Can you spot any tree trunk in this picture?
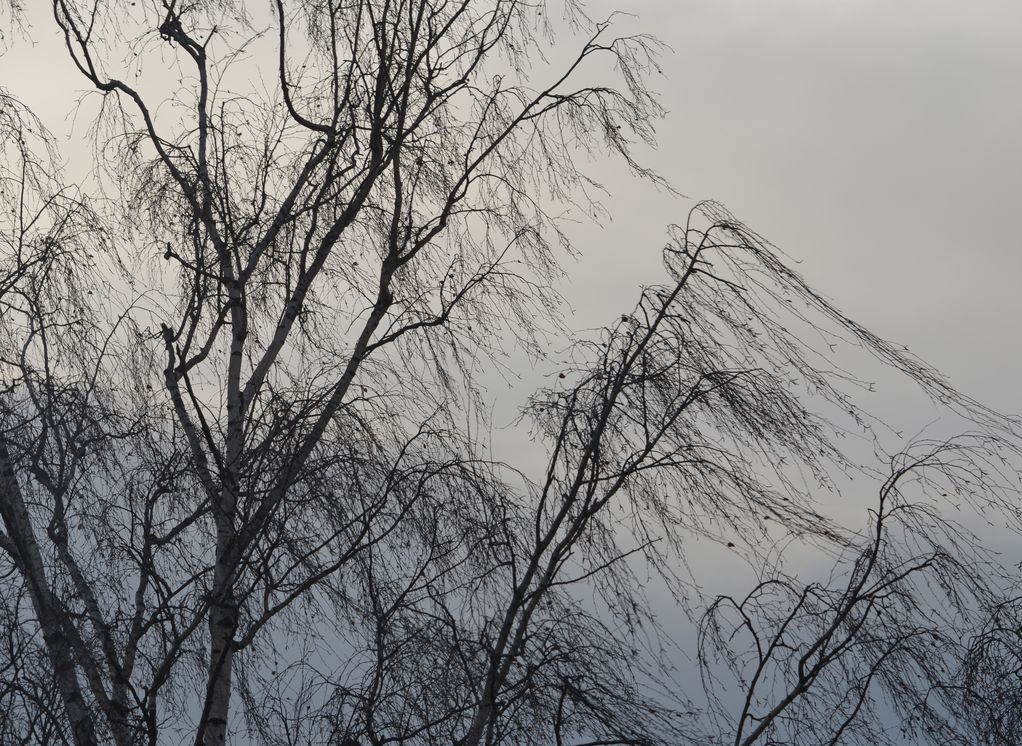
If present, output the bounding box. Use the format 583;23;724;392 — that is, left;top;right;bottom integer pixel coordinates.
200;532;239;746
0;442;100;746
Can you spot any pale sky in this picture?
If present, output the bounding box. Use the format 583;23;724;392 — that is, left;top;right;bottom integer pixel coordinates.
6;1;1020;414
573;0;1022;419
3;1;1021;738
6;0;1019;589
548;0;1022;641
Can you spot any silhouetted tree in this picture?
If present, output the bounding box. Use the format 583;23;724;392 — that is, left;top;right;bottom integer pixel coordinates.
700;437;1020;745
0;2;1019;745
951;591;1022;744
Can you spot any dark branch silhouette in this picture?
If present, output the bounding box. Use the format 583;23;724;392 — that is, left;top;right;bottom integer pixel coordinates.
0;3;1018;745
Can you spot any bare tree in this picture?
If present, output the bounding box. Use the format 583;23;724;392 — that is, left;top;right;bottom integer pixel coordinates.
699;437;1021;746
0;89;118;746
0;2;1019;745
949;587;1022;744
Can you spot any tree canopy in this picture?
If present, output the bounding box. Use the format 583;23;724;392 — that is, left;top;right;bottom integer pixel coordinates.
0;2;1020;745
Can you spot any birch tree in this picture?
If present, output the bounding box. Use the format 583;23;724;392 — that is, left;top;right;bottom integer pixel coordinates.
700;438;1021;746
0;2;1019;745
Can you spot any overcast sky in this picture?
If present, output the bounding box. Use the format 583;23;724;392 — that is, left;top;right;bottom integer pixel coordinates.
569;0;1022;420
5;1;1019;540
6;0;1019;565
3;0;1020;734
6;1;1019;413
